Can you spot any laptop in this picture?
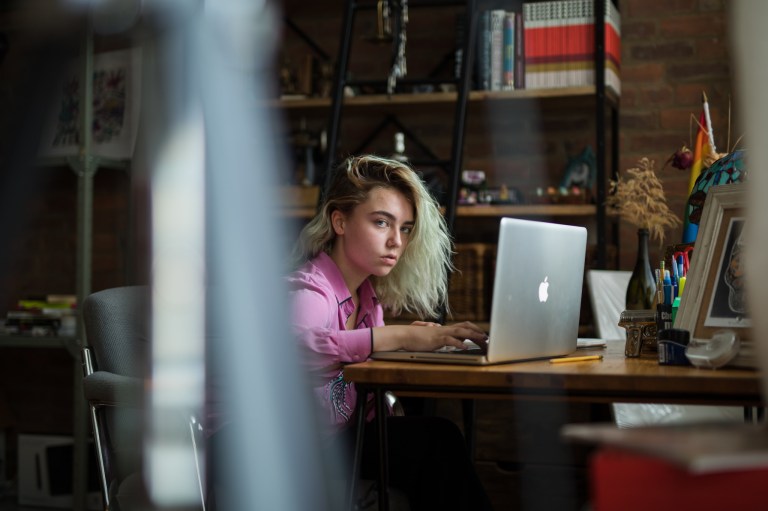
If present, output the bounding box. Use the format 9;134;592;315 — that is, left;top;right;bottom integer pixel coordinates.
371;217;588;365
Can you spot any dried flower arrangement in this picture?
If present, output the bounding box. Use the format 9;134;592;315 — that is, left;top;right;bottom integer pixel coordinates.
606;157;681;244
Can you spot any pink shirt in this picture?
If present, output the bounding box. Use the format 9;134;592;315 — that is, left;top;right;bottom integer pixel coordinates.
286;252;384;431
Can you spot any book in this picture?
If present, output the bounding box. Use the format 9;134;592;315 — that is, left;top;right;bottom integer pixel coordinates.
4;310;62;336
489;9;506;91
523;0;621;94
605;0;622;94
476;10;491;90
46;294;77;306
502;12;515;90
514;10;525;89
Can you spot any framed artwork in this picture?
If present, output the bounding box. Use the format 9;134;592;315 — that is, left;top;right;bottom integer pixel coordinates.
38;48;141;160
675;183;751;359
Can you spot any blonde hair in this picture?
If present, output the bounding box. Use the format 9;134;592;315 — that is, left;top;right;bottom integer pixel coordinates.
292;155;453;318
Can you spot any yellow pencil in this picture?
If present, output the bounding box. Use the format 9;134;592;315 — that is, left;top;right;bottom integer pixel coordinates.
549;355;603;364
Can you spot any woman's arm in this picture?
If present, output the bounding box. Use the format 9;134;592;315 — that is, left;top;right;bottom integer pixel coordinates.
290;286;373;366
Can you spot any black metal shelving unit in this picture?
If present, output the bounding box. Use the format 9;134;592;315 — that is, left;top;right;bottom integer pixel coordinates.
318;0;619;268
321;0;476;233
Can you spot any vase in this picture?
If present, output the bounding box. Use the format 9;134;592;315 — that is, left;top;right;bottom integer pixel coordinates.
626;228;656;310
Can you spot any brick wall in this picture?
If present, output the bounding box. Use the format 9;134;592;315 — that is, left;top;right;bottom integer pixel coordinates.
0;167;133;312
619;0;733;269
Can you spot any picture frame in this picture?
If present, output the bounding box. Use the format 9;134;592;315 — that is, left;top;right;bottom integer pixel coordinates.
39;48;141;160
674;183;752;363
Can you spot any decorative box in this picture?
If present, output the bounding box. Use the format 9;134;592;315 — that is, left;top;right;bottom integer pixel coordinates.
618;309;658;357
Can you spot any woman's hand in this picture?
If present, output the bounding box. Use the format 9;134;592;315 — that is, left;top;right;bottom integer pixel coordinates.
372;321;488;353
402;321;489;352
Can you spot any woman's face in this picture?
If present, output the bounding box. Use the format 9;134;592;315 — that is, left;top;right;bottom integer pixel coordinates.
332;186;415;282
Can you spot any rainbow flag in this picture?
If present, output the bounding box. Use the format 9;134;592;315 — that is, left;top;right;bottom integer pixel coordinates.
682;110;712;242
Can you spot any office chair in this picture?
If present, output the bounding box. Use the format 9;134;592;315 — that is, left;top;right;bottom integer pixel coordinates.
81;285;152;511
82;285;207;510
81;285;408;511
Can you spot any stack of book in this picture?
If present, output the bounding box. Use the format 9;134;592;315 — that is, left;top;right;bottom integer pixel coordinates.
476;9;524;91
523;0;621;94
4;295;77;337
473;0;620;94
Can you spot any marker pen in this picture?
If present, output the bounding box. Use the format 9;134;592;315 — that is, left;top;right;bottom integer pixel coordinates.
656;261;666;306
671;257;679;298
660;269;673;331
654;268;663;306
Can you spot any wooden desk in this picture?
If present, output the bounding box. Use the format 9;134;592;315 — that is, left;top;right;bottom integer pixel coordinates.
346;341;763;406
344;340;764;510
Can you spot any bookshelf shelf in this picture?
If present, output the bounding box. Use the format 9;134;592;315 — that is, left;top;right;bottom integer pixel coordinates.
283;206;317;218
0;334;77;349
282;201;596;219
277;85;619;110
456;203;596;217
277;96;333;109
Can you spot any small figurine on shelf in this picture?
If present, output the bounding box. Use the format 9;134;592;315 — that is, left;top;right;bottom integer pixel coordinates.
478;183;493;205
486;184;520;205
569;185;585;203
546;186;558;202
279;59;300;98
458;170;486;205
458;187;477;205
317;61;334;98
499;184;510;202
391;132;409;163
560;146;596;198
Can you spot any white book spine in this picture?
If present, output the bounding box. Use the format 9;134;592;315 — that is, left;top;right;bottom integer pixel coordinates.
489;9;506;91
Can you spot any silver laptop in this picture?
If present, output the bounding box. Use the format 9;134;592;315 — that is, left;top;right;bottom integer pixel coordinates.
371;217;587;365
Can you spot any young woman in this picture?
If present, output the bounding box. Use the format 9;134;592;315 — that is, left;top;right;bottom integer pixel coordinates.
287;155;492;510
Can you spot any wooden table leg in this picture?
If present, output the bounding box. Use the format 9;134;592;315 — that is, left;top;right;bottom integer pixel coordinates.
375;388;389;511
349;386;369;511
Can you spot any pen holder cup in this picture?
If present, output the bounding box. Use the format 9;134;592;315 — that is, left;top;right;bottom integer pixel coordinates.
658;328;691;366
656;303;673;336
618;309;658;358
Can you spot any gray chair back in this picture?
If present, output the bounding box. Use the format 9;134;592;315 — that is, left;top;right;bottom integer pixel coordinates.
82;285;149;377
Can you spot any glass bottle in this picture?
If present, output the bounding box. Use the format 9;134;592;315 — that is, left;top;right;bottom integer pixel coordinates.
626;228;656;310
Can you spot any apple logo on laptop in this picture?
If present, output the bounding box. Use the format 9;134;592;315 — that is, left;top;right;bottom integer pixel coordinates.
538;276;549;302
